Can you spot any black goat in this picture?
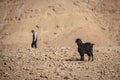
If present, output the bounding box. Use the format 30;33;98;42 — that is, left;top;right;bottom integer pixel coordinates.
75;38;94;61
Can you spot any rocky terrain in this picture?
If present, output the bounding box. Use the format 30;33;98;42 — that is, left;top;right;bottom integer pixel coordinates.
0;47;120;80
0;0;120;80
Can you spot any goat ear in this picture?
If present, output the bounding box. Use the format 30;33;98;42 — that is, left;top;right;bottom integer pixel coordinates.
75;40;77;43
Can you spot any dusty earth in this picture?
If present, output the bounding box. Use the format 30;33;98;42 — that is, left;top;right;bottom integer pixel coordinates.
0;47;120;80
0;0;120;48
0;0;120;80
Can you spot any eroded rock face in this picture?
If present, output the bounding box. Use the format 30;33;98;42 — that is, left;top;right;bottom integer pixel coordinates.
0;47;120;80
0;0;120;48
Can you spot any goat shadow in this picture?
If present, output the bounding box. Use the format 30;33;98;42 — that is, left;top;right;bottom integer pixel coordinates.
65;58;91;62
65;58;80;61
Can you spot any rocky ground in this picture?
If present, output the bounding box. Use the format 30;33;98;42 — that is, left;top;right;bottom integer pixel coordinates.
0;46;120;80
0;0;120;80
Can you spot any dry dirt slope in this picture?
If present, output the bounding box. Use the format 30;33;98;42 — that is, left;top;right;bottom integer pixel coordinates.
0;0;120;80
0;0;120;48
0;47;120;80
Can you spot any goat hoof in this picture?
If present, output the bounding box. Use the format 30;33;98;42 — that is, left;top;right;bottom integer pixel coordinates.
80;59;84;61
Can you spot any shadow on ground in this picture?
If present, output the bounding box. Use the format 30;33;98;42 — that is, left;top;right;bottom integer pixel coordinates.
65;58;80;61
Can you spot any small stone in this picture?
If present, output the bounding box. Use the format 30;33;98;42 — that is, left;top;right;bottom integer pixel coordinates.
4;62;7;65
64;76;70;79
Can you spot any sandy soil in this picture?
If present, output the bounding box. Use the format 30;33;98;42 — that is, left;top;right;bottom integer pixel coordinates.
0;0;120;48
0;0;120;80
0;46;120;80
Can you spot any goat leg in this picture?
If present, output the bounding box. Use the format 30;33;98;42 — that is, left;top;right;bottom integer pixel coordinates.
87;53;91;61
91;53;94;61
88;56;91;61
80;54;84;61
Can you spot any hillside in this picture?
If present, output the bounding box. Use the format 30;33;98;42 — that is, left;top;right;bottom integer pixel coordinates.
0;1;120;80
0;0;120;48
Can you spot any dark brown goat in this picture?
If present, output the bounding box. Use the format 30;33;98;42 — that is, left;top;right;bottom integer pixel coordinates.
75;38;94;61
